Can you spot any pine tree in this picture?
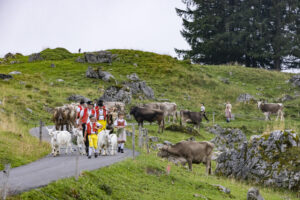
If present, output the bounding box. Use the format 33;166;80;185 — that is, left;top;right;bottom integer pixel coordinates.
176;0;300;69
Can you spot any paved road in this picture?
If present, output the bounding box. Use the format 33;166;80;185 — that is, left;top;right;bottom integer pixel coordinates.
0;126;136;195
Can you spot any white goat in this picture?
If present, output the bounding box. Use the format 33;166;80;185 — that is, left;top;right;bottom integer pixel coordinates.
108;134;118;155
73;127;86;155
97;130;110;156
46;127;73;157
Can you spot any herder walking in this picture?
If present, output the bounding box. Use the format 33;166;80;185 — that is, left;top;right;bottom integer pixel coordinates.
225;101;232;123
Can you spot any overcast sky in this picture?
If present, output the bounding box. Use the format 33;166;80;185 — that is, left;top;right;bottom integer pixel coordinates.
0;0;189;57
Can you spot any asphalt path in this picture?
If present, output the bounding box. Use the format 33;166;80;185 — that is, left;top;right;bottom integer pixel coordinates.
0;126;136;195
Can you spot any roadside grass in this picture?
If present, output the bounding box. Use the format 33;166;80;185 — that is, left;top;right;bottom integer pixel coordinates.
1;48;300;199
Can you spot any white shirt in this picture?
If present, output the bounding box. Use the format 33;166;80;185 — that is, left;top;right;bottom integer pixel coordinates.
201;106;205;112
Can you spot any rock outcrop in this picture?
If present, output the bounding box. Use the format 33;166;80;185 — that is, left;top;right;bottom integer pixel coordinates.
289;75;300;87
209;124;247;151
86;66;115;82
124;80;155;99
84;51;115;63
67;94;90;103
215;129;300;191
28;53;43;62
99;86;132;104
247;187;264;200
237;93;256;103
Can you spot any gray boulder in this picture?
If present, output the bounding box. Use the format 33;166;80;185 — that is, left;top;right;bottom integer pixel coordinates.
247;188;264;200
149;136;159;143
86;66;115;82
151;143;164;150
50;63;56;68
84;51;114;63
4;52;15;59
75;56;85;63
99;70;115;82
212;184;230;194
127;73;140;81
125;81;155;99
26;108;33;113
281;94;294;102
0;74;13;80
56;79;64;82
237;93;256;103
100;86;132;104
28;53;43;62
86;66;99;79
67;94;90;103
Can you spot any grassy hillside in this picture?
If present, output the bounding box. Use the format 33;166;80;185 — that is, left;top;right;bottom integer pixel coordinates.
1;48;299;199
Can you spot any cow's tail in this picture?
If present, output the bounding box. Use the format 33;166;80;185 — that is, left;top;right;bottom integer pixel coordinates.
179;111;182;126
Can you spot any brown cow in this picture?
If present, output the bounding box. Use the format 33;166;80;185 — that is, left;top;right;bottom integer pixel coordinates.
130;106;165;133
180;110;203;129
52;104;77;131
158;141;214;174
257;101;284;121
143;102;177;123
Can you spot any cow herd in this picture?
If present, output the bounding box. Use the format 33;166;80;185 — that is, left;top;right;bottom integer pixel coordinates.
47;99;284;174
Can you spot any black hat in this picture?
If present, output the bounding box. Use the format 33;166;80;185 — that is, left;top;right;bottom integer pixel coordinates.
87;101;93;105
80;100;85;105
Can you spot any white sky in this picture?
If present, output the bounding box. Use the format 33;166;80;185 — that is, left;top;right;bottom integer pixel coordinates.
0;0;189;57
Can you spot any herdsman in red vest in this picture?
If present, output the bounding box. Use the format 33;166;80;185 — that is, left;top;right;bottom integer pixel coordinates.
79;101;95;155
84;115;102;159
76;100;85;125
114;112;127;153
95;100;107;133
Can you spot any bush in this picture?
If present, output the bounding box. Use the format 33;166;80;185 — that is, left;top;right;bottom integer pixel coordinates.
40;48;74;60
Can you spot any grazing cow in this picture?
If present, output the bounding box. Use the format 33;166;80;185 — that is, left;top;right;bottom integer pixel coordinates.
108;134;118;155
46;127;73;157
97;129;110;155
73;127;86;155
130;106;165;133
143;102;177;123
257;101;284;121
157;141;214;174
180;110;203;129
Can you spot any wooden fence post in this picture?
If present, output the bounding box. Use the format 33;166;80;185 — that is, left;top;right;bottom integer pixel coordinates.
213;112;215;125
75;147;79;180
2;164;11;200
145;129;149;154
132;125;135;160
138;125;142;148
39;120;43;144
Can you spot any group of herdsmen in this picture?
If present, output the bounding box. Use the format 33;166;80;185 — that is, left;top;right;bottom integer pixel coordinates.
76;99;127;158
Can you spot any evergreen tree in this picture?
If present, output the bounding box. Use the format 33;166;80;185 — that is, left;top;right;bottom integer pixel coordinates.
176;0;300;69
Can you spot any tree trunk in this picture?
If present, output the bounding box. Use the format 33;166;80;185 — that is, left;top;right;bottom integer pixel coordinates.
274;57;281;71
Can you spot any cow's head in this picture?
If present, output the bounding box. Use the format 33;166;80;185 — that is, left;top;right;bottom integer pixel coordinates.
257;101;263;109
157;145;170;158
130;106;137;115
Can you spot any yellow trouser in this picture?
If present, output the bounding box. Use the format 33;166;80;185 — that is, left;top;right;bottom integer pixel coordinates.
98;120;106;133
88;134;98;149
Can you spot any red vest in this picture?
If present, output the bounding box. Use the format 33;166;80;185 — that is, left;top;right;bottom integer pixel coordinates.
86;122;98;135
117;120;125;126
96;106;106;120
77;105;83;118
81;108;95;124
